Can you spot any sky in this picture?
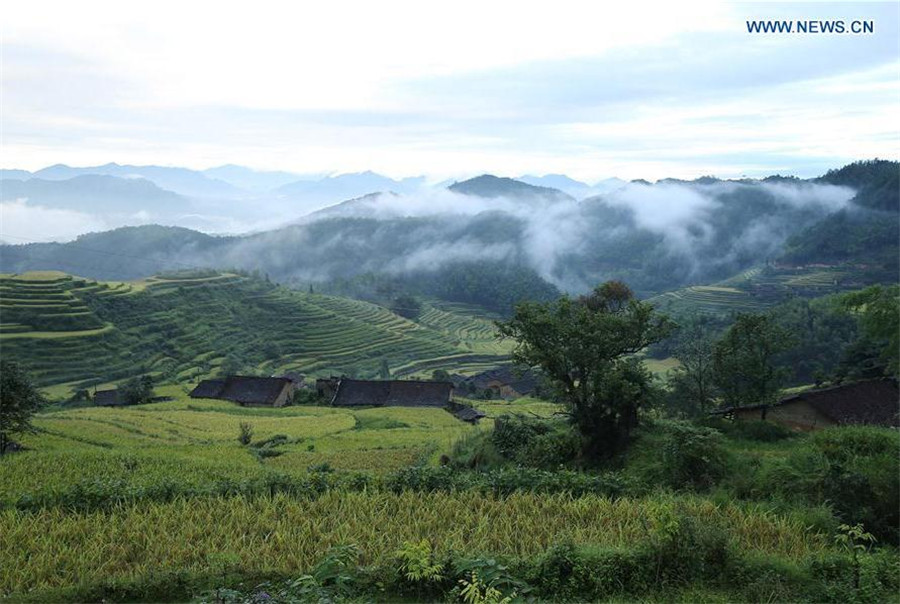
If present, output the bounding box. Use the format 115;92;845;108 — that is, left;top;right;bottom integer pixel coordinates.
2;1;898;181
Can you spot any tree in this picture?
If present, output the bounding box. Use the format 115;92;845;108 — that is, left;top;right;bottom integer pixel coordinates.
712;313;793;408
666;323;716;417
432;369;451;383
0;360;44;453
840;285;900;377
392;294;422;320
379;358;391;380
120;375;155;406
497;281;673;461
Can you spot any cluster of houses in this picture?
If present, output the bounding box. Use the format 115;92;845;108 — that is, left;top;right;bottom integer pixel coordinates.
187;373;487;423
92;360;898;432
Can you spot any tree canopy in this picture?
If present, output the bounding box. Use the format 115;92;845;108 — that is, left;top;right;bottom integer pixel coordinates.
0;360;44;453
497;281;673;460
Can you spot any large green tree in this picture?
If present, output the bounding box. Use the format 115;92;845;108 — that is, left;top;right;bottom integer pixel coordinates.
0;360;44;453
712;313;793;408
497;281;673;460
840;285;900;377
666;323;716;417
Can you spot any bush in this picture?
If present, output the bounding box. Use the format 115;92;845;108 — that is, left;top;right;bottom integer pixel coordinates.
702;417;797;442
490;415;580;469
630;421;730;491
237;422;253;445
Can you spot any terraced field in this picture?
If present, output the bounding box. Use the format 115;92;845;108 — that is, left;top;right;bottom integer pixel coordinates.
0;272;510;395
649;284;768;316
648;264;868;317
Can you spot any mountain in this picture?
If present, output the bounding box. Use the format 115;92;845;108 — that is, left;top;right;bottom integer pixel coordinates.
203;164;309;192
0;175;189;215
0;169;32;180
273;171;427;216
448;174;572;200
31;163;244;198
780;160;899;270
2;161;894;304
518;174;594;199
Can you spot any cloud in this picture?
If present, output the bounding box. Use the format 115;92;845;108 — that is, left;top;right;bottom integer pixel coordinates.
1;3;897;179
0;199;109;242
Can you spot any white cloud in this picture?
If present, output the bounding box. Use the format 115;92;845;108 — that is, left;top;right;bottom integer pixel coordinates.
1;1;897;178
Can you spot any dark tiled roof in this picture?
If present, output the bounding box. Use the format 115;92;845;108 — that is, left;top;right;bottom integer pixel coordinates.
712;379;900;427
94;389;120;406
190;376;292;405
456;407;487;423
189;379;226;399
784;379;899;427
332;379;452;407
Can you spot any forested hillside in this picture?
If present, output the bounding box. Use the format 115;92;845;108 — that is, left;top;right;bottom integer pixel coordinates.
4;161;895;302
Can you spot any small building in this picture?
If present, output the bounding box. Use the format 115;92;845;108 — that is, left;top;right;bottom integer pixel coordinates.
189;376;293;407
316;376;341;400
454;406;487;423
713;379;899;431
94;389;121;407
466;366;540;399
331;379;453;407
276;371;306;388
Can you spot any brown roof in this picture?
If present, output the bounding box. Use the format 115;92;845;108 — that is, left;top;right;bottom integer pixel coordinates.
713;379;899;427
782;379;899;427
190;376;292;405
332;379;452;407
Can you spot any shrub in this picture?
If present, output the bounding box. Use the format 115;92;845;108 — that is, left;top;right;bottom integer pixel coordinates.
237;422;253;446
630;421;730;491
490;415;579;469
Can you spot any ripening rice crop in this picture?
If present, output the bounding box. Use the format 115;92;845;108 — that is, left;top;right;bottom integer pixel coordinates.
0;491;829;595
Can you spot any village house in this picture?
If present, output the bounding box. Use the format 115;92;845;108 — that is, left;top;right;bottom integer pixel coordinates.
316;376;341;400
330;378;453;407
466;366;540;399
94;389;121;407
189;376;294;407
713;378;899;431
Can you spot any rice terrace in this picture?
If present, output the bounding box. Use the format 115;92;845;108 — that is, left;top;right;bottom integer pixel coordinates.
2;3;900;603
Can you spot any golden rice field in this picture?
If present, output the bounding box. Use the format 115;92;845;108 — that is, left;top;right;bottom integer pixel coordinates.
0;490;830;594
1;387;560;506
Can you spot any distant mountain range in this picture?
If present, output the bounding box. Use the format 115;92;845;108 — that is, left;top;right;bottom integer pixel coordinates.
1;164;631;239
3;160;895;302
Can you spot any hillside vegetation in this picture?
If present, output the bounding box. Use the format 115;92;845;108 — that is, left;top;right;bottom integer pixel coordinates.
0;271;511;393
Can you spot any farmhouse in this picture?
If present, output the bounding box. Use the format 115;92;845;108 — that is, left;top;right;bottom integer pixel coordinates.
466;366;540;399
189;376;293;407
713;378;899;431
316;376;341;399
94;389;121;406
330;379;453;407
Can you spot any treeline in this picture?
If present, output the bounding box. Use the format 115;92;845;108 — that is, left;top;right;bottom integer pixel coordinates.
650;285;899;388
318;261;560;315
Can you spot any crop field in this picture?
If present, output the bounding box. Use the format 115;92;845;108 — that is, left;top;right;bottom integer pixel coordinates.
0;490;829;595
2;386;551;505
0;272;511;394
649;285;769;316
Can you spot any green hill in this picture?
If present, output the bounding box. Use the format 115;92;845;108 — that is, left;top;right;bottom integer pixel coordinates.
648;263;887;318
0;271;511;395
